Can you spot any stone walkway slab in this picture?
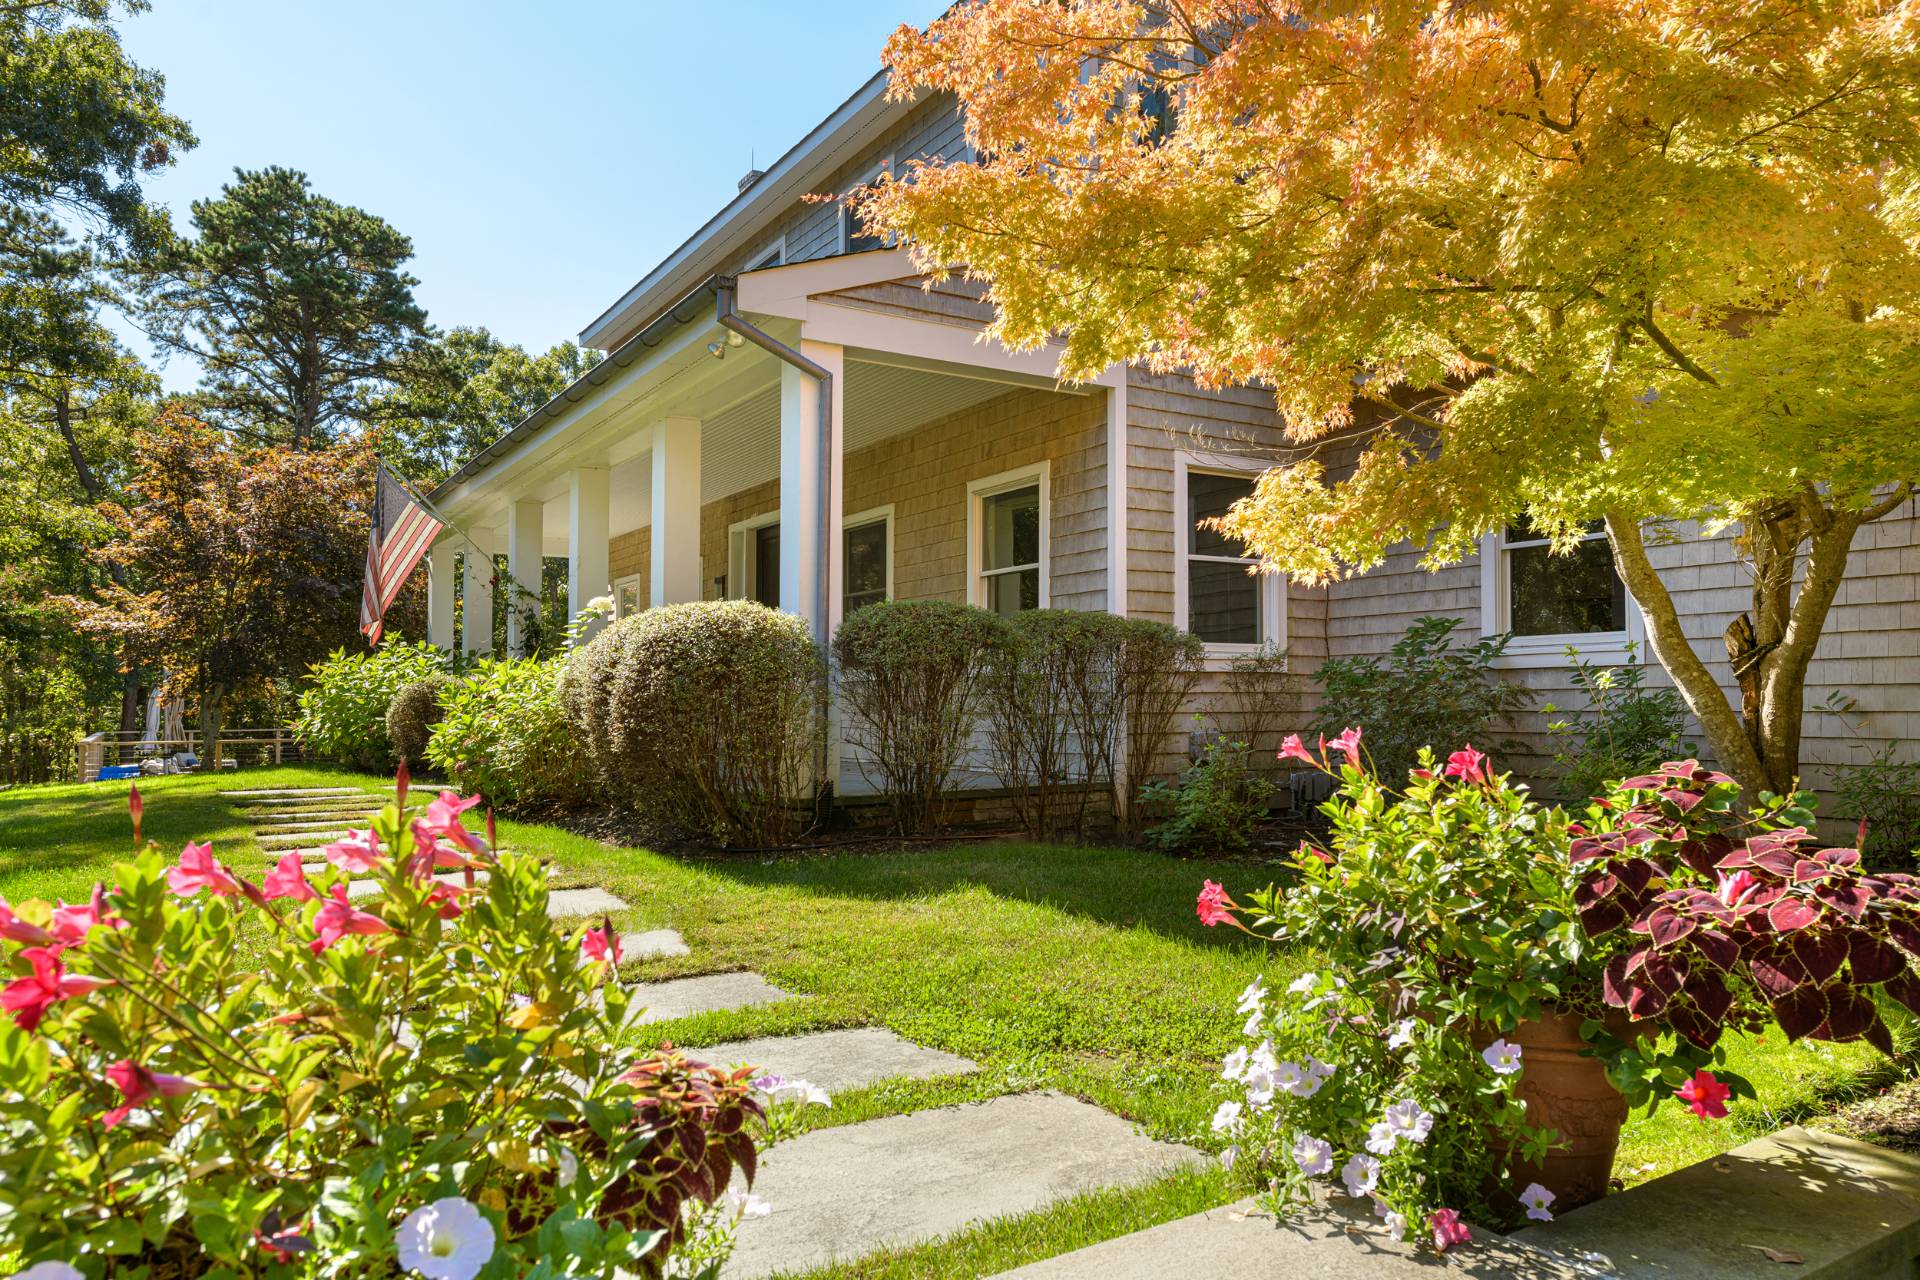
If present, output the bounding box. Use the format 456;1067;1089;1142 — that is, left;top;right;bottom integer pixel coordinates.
693;1027;975;1094
1515;1124;1920;1277
990;1197;1581;1280
346;871;488;899
619;929;689;960
725;1092;1201;1279
222;787;363;798
243;793;379;805
546;887;630;918
626;972;791;1025
254;817;375;832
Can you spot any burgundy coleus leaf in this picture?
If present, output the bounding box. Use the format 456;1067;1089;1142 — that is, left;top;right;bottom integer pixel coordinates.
1792;858;1835;885
1642;952;1690;996
1570;827;1658;865
1644;905;1696;948
1625;979;1669;1020
1678;890;1736;926
1666;1005;1718;1051
1771;984;1829;1042
1821;984;1879;1042
1691;927;1738;971
1574;873;1618;907
1767;896;1821;934
1684;971;1735;1024
1748;951;1800;1001
1614;858;1659;895
1812;879;1870;921
1888;921;1920;960
1881;971;1920;1019
1848;936;1907;986
1790;931;1850;986
1676;839;1722;876
1864;1016;1896;1057
1602;952;1634;1009
1579;900;1629;938
1659;787;1706;812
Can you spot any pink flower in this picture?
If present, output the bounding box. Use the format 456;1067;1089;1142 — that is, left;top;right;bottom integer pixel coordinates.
421;790;488;857
1326;726;1364;768
426;881;465;920
50;886;126;946
1675;1069;1730;1119
323;829;382;874
410;820;479;871
1443;746;1490;786
1430;1207;1472;1252
129;782;143;844
102;1058;204;1128
2;947;110;1030
1716;869;1761;910
1196;880;1235;927
261;852;318;902
1278;733;1317;766
309;884;392;955
167;842;240;897
582;925;622;966
395;758;411;810
0;898;53;946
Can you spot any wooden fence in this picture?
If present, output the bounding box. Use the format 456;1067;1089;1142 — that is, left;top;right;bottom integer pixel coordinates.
75;728;304;782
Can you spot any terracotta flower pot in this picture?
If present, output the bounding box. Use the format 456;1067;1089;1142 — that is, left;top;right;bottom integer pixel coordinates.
1475;1006;1630;1211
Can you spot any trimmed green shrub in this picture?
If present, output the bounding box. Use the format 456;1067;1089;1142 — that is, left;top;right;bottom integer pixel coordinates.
1312;615;1532;784
565;601;824;846
385;672;458;769
296;638;451;770
425;655;589;810
1113;618;1206;841
1139;736;1273;852
834;599;1008;834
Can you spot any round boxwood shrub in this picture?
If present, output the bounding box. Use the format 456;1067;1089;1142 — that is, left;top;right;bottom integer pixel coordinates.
566;600;823;845
833;600;1007;835
386;672;457;768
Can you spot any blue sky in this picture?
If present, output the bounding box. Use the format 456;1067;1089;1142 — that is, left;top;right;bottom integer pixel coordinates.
118;0;943;388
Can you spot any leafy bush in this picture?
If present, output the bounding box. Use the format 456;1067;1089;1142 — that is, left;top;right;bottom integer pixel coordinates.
386;672;458;768
0;779;763;1278
1312;615;1531;783
1205;643;1298;765
1833;738;1920;867
426;656;589;810
565;601;824;846
834;600;1007;834
1112;619;1207;842
297;638;451;769
1544;645;1691;803
1140;737;1272;852
0;638;94;785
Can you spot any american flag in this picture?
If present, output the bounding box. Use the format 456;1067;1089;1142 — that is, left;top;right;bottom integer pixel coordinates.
359;462;444;646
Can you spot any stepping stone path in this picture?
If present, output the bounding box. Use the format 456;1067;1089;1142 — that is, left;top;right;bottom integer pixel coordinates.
693;1027;975;1095
624;973;792;1026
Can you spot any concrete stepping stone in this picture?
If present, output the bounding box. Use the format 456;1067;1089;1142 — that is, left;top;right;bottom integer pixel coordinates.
259;831;355;849
1514;1124;1920;1277
988;1197;1579;1279
254;818;375;832
546;887;630;918
222;787;363;798
619;929;689;960
725;1092;1201;1279
691;1027;975;1095
625;972;791;1025
346;872;488;899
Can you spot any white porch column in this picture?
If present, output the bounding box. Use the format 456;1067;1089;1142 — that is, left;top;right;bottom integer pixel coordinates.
506;498;544;656
650;415;702;605
462;528;495;656
427;539;457;649
567;466;610;643
778;340;844;645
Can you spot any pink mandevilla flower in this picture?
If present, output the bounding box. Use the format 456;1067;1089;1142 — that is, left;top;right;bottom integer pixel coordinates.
50;887;125;946
1277;733;1317;766
582;924;623;966
309;884;392;955
411;820;479;871
1716;869;1761;910
1430;1207;1472;1252
1443;746;1490;785
167;842;240;897
427;881;465;920
2;947;110;1030
0;898;54;946
102;1058;204;1128
422;790;488;855
1675;1069;1731;1119
1196;880;1234;927
129;782;143;844
1326;726;1363;768
261;852;319;902
323;829;383;874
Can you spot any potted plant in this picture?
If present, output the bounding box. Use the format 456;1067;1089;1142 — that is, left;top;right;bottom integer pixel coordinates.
1197;734;1920;1250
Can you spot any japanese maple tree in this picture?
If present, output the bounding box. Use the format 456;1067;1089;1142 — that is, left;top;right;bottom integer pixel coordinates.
865;0;1920;797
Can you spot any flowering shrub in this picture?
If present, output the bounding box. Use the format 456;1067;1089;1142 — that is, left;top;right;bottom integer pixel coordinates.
425;655;592;810
0;774;761;1278
298;639;454;769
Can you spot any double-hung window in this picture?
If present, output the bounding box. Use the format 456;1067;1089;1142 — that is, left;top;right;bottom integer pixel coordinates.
969;465;1047;616
843;510;891;616
1174;453;1284;652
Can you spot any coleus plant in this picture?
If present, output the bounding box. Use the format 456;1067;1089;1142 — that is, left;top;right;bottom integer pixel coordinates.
1572;760;1920;1059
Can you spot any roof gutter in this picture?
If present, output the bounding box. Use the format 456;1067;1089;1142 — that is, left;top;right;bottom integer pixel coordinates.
429;276;724;503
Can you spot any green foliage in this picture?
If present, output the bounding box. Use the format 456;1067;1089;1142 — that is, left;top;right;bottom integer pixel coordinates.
135;166;431;448
833;599;1008;835
0;778;761;1277
296;638;450;770
1312;616;1531;784
1834;739;1920;867
1544;645;1692;804
384;672;457;770
1111;618;1207;842
1139;738;1272;853
426;656;589;811
0;636;91;784
564;601;823;845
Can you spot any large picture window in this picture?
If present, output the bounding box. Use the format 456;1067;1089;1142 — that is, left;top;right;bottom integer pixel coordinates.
1174;454;1284;652
969;465;1048;617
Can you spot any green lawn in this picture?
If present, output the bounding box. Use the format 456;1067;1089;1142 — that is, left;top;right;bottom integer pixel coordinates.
1;764;1911;1277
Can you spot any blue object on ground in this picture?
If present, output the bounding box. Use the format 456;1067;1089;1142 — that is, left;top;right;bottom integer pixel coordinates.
96;765;141;781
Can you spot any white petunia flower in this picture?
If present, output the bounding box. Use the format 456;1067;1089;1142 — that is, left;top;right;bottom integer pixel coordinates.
1242;1068;1276;1107
1222;1046;1250;1081
395;1197;496;1280
1220;1144;1240;1171
1211;1100;1244;1134
725;1187;771;1220
1248;1040;1278;1074
1482;1039;1524;1076
13;1265;84;1280
756;1075;832;1107
1387;1019;1417;1050
1306;1055;1336;1079
1272;1061;1323;1098
1242;1009;1265;1037
1340;1153;1380;1198
1290;1133;1333;1177
555;1147;578;1188
1383;1099;1434;1144
1380;1209;1407;1240
1365;1121;1399;1156
1236;977;1267;1015
1287;972;1318;996
1518;1182;1555;1222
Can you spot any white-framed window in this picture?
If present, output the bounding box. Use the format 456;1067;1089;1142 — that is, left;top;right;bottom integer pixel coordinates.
1480;521;1640;667
1173;451;1286;654
745;235;784;271
727;506;896;619
840;156;893;255
612;573;644;619
967;463;1049;616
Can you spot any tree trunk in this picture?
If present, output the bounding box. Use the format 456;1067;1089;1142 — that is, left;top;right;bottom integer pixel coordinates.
1749;510;1861;794
198;686;226;770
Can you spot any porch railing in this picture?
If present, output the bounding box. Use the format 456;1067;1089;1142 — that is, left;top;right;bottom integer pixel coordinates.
76;728;304;782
